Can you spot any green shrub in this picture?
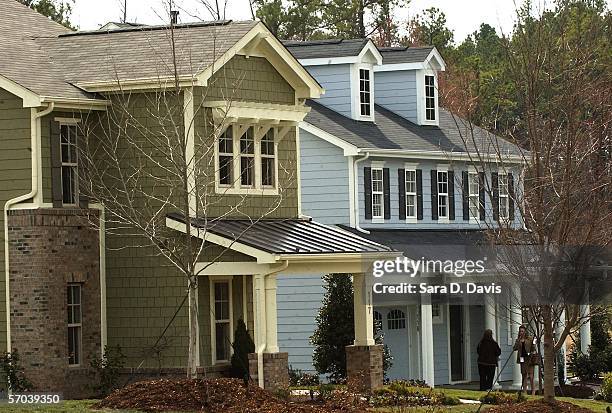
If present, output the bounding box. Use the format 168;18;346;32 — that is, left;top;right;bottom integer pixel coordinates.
230;319;255;379
288;366;320;387
89;345;126;397
600;372;612;402
480;390;525;405
0;350;33;392
274;386;291;400
318;383;335;401
370;384;456;407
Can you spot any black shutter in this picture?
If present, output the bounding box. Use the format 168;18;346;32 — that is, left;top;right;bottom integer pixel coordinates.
462;171;469;220
398;169;406;220
492;172;499;221
508;173;515;221
364;167;372;220
416;169;423;220
50;120;63;208
448;170;455;220
479;172;486;221
383;168;390;220
431;169;438;220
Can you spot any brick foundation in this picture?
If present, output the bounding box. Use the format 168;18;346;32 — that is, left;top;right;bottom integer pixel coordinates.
7;209;101;399
345;345;383;392
248;352;289;390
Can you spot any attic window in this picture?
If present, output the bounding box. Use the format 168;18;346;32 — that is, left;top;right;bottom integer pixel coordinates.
359;69;371;117
425;75;436;121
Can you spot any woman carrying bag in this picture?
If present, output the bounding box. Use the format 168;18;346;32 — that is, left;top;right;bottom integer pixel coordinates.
513;325;538;395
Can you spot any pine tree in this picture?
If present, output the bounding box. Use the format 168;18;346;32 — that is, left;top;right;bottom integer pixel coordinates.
311;274;354;383
230;319;255;379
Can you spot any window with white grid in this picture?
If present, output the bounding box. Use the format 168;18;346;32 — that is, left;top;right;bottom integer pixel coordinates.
405;170;417;218
371;168;384;219
437;171;448;218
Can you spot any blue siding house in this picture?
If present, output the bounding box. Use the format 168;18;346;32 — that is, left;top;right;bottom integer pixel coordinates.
278;39;527;387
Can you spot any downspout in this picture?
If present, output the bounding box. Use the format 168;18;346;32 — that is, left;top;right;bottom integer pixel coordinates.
353;152;370;234
4;102;54;352
255;260;289;388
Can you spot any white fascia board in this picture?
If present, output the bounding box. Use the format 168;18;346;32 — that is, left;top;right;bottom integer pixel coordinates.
426;47;447;71
300;121;359;156
165;217;278;264
0;74;41;107
374;62;427;72
298;56;361;66
359;40;383;65
360;148;527;164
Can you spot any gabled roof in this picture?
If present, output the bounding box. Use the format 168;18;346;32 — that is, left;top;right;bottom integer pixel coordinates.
303;100;525;160
0;1;323;105
379;46;435;64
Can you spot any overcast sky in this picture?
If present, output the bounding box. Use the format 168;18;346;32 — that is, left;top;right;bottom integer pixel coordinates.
69;0;598;42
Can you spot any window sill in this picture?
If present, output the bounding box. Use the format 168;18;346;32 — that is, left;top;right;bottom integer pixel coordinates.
405;217;418;223
437;217;450;223
215;186;279;196
371;217;385;224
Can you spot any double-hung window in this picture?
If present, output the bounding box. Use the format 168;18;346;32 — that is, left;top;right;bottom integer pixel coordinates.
218;126;234;186
60;124;79;205
67;284;82;366
212;280;232;363
468;172;480;219
425;75;436;121
239;127;255;187
437;171;448;218
499;174;509;219
261;129;275;187
405;170;417;218
371;168;384;219
359;68;371;117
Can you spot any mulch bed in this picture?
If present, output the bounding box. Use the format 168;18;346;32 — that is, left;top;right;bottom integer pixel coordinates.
94;378;368;412
556;384;595;399
486;400;594;413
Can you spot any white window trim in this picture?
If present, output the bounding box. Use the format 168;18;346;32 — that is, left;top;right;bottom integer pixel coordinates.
437;170;449;221
498;173;510;220
370;166;384;222
67;283;82;367
210;275;234;365
415;69;439;126
468;171;480;223
60;122;79;207
405;169;418;222
214;125;279;196
351;63;375;122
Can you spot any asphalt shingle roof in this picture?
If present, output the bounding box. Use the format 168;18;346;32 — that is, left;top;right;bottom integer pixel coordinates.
379;46;435;64
304;100;524;156
283;38;369;59
0;0;258;99
168;213;395;254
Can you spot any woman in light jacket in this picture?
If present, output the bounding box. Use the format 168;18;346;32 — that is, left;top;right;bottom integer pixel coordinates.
513;325;537;395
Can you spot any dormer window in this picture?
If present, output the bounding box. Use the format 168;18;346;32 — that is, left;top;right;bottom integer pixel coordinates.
425;75;436;121
359;68;371;117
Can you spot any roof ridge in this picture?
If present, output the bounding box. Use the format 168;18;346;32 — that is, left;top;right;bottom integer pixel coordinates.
59;19;245;37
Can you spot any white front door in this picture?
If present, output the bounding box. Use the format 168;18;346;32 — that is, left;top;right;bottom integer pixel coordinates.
375;306;410;380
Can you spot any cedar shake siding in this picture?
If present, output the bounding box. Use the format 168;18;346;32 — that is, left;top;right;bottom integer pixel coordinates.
0;89;32;354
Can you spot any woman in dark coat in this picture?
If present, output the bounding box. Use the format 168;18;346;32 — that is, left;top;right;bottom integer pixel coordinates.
477;329;501;390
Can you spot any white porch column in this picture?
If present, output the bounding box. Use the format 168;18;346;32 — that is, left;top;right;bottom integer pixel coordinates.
484;295;500;388
253;274;267;388
264;274;279;353
510;283;523;389
420;293;435;387
353;273;375;346
580;304;591;354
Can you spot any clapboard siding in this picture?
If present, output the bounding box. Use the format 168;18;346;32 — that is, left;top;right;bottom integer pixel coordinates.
277;274;325;373
304;65;352;117
299;130;351;225
375;70;418;123
358;158;522;229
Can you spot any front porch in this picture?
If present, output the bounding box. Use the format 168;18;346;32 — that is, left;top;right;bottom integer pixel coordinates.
167;214;398;390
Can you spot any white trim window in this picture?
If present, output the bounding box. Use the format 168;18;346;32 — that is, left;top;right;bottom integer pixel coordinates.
218;126;234;186
371;167;384;219
212;279;233;363
468;172;480;219
499;174;509;219
260;128;275;187
437;171;449;218
67;284;82;366
359;68;372;117
239;127;255;187
425;75;436;121
387;309;406;330
405;169;417;218
60;124;79;205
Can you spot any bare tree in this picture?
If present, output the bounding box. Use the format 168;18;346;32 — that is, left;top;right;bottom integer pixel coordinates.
77;5;296;379
442;1;611;402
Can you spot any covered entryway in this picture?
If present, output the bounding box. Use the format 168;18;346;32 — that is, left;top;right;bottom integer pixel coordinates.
166;214;398;390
